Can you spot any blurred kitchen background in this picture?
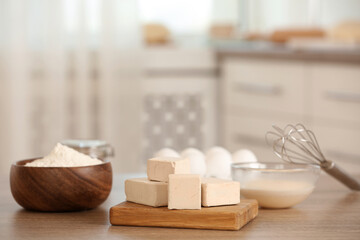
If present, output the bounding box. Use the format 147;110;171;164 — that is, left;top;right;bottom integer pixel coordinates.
0;0;360;175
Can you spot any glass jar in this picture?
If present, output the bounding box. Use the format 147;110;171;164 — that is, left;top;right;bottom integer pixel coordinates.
61;139;114;161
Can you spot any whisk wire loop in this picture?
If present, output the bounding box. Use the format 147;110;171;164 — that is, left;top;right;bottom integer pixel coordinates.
266;124;326;165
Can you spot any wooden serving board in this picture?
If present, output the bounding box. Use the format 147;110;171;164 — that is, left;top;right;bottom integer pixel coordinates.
110;199;258;231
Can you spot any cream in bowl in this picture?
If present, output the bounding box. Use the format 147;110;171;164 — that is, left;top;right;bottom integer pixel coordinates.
232;162;320;209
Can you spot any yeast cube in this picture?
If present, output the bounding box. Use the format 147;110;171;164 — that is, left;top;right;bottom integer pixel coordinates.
147;157;190;182
125;178;168;207
168;174;201;210
201;178;240;207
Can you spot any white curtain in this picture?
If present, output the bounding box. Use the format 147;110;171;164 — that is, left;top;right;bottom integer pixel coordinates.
0;0;142;174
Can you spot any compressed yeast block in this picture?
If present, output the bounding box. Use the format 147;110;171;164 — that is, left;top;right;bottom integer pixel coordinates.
147;157;190;182
125;178;168;207
202;178;240;207
168;174;201;210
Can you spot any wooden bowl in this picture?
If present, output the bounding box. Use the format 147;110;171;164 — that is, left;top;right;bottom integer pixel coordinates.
10;158;112;212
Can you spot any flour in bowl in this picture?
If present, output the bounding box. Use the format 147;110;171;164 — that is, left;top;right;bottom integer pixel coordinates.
25;143;103;167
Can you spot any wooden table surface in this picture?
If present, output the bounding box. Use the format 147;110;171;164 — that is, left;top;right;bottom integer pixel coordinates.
1;173;359;240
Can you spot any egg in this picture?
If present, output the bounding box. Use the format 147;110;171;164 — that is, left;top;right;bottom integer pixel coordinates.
232;149;257;163
205;146;231;163
181;148;206;176
154;148;180;158
205;146;230;156
205;147;232;179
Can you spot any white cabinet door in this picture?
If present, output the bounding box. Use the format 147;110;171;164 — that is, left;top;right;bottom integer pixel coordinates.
309;62;360;124
222;58;306;116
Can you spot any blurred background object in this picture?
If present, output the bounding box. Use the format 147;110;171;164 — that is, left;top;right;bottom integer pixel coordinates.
330;20;360;43
269;28;325;43
209;24;236;39
143;24;170;45
0;0;360;175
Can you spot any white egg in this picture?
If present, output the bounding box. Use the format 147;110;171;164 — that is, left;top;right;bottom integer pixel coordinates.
154;148;180;158
205;146;231;158
205;147;232;179
181;148;206;176
232;149;257;163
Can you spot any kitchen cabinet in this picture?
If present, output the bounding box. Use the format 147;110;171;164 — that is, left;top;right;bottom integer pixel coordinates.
222;59;306;116
141;47;217;166
220;57;360;173
309;62;360;172
309;62;360;124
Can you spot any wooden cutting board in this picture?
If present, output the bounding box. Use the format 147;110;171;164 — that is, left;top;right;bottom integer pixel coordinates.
110;199;258;231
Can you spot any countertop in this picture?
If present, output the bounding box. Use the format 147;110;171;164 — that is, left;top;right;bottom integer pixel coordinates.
215;40;360;64
1;173;359;240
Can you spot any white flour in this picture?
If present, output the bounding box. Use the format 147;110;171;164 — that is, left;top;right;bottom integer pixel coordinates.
25;143;103;167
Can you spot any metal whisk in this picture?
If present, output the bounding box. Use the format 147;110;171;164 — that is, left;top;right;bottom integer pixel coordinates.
266;123;360;191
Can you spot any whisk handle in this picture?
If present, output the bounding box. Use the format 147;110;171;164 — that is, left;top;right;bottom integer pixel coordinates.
322;160;360;191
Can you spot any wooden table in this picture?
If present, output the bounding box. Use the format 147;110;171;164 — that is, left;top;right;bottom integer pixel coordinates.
1;173;359;240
